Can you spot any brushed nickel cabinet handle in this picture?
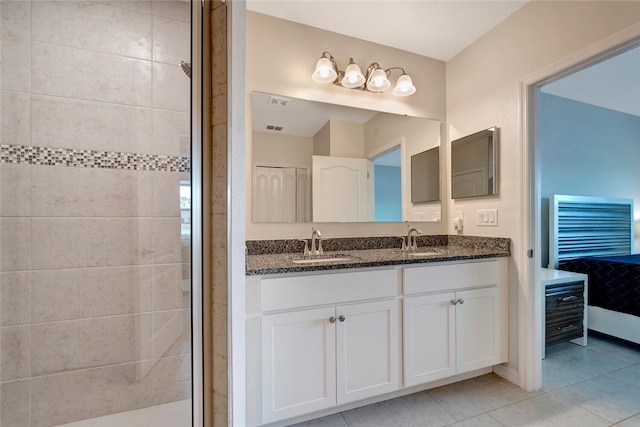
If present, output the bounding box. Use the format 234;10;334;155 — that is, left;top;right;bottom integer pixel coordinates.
560;295;578;302
451;299;458;305
338;315;346;322
329;316;336;323
457;298;465;305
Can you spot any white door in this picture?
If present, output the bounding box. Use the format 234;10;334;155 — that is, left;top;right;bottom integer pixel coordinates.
312;155;370;222
296;168;310;222
281;167;297;223
261;307;337;424
403;292;456;386
456;287;500;374
336;300;399;404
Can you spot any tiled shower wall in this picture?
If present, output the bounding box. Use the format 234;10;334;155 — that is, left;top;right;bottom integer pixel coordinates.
0;1;192;426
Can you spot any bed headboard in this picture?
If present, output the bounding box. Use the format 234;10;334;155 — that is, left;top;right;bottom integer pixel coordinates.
549;194;634;269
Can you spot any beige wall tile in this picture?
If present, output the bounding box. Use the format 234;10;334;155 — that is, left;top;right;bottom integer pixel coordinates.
0;91;31;147
31;95;153;153
32;42;152;106
213;391;228;427
1;325;30;380
30;360;154;426
153;309;190;358
32;1;151;60
152;62;190;112
1;1;31;39
31;314;152;376
152;171;181;217
0;272;30;326
0;163;31;217
99;1;151;14
210;124;228;215
153;218;183;264
1;379;30;427
152;354;192;404
0;217;30;271
153;264;188;311
31;266;152;323
153;15;190;65
152;109;189;156
31;218;154;269
152;1;190;22
31;166;155;217
31;1;151;60
0;37;30;92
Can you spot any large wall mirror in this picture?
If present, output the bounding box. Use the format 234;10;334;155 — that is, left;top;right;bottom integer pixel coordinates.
451;127;498;199
250;91;442;223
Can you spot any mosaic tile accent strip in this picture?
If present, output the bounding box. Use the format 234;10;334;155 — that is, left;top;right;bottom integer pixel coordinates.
0;144;190;173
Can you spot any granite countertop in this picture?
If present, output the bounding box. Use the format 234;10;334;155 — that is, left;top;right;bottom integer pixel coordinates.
246;235;510;276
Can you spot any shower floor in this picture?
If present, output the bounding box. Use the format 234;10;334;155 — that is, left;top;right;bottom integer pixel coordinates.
54;399;192;427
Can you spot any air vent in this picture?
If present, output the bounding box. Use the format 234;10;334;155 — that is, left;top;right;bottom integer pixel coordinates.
268;95;289;108
266;124;284;132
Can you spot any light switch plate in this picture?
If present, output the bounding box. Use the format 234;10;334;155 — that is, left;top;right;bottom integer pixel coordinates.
476;209;498;226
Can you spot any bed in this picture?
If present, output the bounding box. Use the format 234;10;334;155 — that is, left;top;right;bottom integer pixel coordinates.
549;194;640;345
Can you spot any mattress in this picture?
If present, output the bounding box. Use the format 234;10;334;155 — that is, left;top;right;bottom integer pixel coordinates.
560;254;640;318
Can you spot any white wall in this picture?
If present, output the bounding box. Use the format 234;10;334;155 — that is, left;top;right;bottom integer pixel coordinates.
246;11;447;240
446;1;640;383
253;131;313;169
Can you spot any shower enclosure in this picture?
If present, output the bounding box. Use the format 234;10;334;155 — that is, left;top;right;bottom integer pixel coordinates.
0;1;199;425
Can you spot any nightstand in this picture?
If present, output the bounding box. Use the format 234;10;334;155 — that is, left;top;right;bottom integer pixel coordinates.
541;268;588;358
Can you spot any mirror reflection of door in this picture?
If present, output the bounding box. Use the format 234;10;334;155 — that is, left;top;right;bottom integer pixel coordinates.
312;155;371;222
372;147;402;222
253;165;310;223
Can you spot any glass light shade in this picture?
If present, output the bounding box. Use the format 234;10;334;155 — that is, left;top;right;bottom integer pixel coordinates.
312;57;337;84
341;62;365;88
366;68;391;92
392;74;416;96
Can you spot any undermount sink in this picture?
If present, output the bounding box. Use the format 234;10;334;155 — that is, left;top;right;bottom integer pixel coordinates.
292;256;352;264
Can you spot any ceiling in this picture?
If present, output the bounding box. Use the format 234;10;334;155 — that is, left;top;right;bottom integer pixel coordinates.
246;0;528;61
542;45;640;117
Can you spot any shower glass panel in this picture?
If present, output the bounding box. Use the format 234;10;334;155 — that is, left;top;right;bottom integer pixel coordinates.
0;1;194;426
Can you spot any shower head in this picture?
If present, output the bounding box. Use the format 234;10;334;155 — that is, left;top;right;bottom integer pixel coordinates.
179;61;191;78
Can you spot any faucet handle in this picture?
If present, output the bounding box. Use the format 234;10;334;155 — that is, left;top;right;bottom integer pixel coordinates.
298;239;310;256
316;238;324;255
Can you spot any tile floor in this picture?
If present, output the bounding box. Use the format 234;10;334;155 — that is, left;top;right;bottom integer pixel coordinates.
289;332;640;427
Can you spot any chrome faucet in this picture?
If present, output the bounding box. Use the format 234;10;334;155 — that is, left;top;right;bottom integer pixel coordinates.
406;227;422;251
311;228;323;255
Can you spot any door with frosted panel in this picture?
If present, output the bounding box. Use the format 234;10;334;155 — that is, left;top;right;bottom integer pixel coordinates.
0;1;194;426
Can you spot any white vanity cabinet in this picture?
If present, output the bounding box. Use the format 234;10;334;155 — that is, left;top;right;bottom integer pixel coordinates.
247;258;508;426
403;261;507;387
251;269;400;425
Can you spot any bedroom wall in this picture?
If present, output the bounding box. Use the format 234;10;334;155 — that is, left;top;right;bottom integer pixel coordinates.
539;93;640;267
446;0;640;383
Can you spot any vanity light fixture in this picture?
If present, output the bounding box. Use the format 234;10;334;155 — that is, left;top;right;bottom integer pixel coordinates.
312;51;416;97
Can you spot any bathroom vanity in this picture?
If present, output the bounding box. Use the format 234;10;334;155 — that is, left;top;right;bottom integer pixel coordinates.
245;236;510;426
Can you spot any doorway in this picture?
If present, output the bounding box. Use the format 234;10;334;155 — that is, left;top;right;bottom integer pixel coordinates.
524;32;640;391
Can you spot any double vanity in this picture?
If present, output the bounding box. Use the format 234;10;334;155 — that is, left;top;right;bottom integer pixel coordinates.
245;234;510;427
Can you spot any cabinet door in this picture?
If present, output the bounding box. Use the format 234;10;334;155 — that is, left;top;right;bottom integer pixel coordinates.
336;299;399;404
261;307;336;424
403;292;456;386
456;287;500;374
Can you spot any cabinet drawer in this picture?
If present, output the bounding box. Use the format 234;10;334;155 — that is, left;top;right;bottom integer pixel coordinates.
546;319;583;345
261;269;397;312
404;260;499;294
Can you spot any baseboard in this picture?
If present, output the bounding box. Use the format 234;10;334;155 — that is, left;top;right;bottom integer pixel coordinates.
493;363;520;387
